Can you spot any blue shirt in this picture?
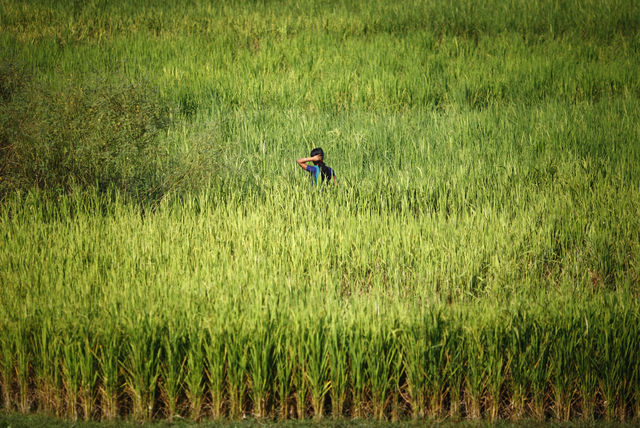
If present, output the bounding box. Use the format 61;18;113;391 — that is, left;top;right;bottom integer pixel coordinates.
307;165;336;184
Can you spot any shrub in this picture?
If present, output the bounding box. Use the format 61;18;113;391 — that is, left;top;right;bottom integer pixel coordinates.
0;60;216;202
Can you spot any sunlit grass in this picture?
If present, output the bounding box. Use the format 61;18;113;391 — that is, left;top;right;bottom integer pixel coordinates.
1;0;639;422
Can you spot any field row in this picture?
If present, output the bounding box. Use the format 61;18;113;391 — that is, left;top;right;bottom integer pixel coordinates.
2;0;639;114
1;302;639;422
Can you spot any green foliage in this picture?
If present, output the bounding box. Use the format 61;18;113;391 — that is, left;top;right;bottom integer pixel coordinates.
0;63;168;196
1;0;640;423
0;61;222;202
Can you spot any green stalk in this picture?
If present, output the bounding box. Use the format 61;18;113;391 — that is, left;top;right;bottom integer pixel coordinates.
248;317;274;418
77;336;98;420
327;320;348;419
275;324;295;420
184;328;205;420
575;313;598;422
401;324;426;419
365;322;397;420
549;318;578;421
425;311;449;419
14;326;31;414
463;324;484;419
30;320;62;415
445;322;464;420
293;321;308;420
160;333;185;419
204;324;226;419
61;339;81;420
506;311;537;420
484;321;507;421
225;325;248;419
121;322;161;421
0;322;15;411
348;320;367;419
304;317;330;419
95;331;121;421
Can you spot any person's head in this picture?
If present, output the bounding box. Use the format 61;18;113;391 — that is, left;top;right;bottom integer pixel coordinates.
310;147;324;165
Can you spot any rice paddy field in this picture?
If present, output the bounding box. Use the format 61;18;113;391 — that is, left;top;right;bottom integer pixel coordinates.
1;0;640;424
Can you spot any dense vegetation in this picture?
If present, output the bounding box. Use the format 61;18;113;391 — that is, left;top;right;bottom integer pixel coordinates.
1;0;639;423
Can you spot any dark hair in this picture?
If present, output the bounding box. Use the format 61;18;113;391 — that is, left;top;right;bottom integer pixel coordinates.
310;147;324;158
309;147;332;181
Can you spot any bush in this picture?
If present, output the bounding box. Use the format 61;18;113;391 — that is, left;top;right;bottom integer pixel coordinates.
0;60;215;202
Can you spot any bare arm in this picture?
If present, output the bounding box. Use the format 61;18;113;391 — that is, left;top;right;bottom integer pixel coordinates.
296;154;322;170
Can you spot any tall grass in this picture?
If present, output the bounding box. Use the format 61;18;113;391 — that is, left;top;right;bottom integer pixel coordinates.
1;0;640;422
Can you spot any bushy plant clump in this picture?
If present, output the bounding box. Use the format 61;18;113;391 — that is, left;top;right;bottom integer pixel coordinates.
0;61;220;202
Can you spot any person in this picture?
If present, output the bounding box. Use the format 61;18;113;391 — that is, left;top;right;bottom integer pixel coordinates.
296;147;336;184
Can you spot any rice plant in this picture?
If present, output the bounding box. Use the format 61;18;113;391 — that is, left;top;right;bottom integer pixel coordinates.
0;0;639;423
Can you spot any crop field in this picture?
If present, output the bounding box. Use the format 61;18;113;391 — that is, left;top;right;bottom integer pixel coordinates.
1;0;640;423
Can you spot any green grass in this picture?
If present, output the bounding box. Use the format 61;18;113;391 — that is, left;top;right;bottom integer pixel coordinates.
1;0;639;423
